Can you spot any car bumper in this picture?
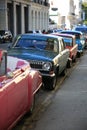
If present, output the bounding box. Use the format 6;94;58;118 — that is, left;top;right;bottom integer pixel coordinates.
41;72;55;78
34;69;56;78
77;50;83;54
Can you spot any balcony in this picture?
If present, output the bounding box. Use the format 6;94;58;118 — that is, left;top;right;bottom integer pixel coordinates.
67;12;76;20
30;0;50;7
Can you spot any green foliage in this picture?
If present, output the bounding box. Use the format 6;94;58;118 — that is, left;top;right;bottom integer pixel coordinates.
82;2;87;9
83;20;87;25
82;2;87;24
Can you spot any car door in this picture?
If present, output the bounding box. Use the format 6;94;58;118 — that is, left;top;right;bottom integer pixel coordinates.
58;39;64;73
0;87;8;130
52;38;62;73
7;70;29;127
59;39;68;73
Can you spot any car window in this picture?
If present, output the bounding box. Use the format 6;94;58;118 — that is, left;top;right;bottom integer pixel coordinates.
61;39;65;51
15;39;33;48
54;40;58;52
14;37;59;52
63;37;72;46
32;40;46;49
14;38;48;50
45;38;58;52
59;39;65;52
45;41;53;50
75;34;80;39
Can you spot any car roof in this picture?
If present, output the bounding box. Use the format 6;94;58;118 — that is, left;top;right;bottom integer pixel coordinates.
74;25;87;32
18;33;63;40
52;33;75;38
75;25;87;28
61;30;82;35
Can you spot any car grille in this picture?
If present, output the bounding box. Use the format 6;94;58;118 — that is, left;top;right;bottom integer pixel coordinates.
28;60;44;69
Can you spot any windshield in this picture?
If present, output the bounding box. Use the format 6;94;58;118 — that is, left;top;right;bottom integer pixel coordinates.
75;34;81;39
13;38;58;52
63;37;72;46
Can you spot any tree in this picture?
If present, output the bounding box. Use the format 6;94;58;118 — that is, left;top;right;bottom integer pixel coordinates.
82;2;87;25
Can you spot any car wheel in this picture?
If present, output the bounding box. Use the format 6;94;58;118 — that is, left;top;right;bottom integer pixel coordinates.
44;76;57;90
77;52;81;58
61;67;67;76
67;60;72;68
49;76;57;90
73;56;77;63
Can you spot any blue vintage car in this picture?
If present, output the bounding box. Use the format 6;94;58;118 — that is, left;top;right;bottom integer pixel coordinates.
73;25;87;48
60;30;85;57
8;33;70;90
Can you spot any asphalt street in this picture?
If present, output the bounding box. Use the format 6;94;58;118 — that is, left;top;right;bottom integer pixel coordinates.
1;43;87;130
28;50;87;130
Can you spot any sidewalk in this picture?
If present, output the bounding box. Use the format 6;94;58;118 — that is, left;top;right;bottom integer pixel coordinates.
31;51;87;130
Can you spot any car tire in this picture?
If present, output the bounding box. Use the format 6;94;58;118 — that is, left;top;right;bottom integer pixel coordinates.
77;52;81;58
49;76;57;90
61;67;67;76
44;76;57;90
73;56;77;63
67;59;72;68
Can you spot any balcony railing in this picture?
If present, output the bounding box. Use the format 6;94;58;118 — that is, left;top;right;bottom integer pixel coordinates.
30;0;50;7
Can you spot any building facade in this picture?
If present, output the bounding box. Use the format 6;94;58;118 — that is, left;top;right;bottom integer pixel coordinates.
74;0;82;25
0;0;49;37
49;0;82;29
82;0;87;2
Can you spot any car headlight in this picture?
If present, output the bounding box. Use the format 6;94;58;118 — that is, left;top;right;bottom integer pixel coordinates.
81;40;85;45
42;62;52;71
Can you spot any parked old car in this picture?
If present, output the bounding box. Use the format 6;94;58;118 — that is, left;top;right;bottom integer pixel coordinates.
26;30;36;33
0;30;13;43
52;33;78;67
60;30;85;57
73;25;87;47
8;33;70;90
0;49;42;130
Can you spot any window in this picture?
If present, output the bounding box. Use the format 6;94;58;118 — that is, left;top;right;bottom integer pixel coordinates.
45;40;54;51
54;40;58;52
60;39;65;51
63;37;72;46
45;38;58;52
